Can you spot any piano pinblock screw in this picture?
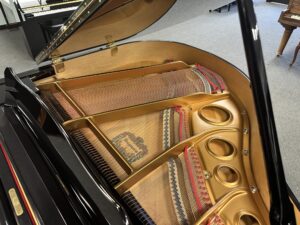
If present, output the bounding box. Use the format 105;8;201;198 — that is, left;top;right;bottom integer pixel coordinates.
250;185;257;194
204;171;212;180
243;149;249;156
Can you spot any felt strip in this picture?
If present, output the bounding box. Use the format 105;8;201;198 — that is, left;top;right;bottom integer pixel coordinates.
163;108;172;150
184;146;212;214
168;158;190;225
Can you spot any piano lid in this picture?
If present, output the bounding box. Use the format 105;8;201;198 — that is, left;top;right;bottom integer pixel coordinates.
35;0;176;64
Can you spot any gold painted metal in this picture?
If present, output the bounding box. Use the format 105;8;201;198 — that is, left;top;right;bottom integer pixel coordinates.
38;80;85;122
52;66;260;220
195;188;248;225
198;105;233;126
192;95;267;225
39;63;269;224
192;98;241;135
213;164;241;188
195;130;247;201
196;115;241;195
115;128;238;194
195;188;266;225
52;53;65;73
39;68;270;225
37;60;190;88
34;40;275;224
8;188;24;216
240;109;270;219
87;118;133;173
58;87;239;197
206;138;237;160
105;35;118;56
58;87;246;205
54;83;85;116
238;212;262;225
63;92;230;130
38;82;58;92
65;117;133;173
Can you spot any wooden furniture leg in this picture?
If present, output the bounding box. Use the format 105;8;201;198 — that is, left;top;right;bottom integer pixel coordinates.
277;26;296;56
290;41;300;66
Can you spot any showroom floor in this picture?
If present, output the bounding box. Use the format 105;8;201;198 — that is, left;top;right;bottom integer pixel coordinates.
0;0;300;199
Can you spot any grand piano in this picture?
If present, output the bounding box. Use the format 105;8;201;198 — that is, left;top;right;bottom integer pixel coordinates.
0;0;299;225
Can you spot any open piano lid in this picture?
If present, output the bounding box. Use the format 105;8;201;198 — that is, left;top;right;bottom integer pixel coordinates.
35;0;176;64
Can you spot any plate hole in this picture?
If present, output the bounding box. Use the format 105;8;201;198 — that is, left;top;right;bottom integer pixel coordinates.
216;166;239;186
199;106;231;125
207;139;235;159
239;215;260;225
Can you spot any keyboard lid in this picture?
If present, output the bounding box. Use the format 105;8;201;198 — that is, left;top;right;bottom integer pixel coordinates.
35;0;176;64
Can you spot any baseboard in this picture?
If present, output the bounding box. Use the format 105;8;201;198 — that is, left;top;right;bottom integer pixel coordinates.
0;23;21;30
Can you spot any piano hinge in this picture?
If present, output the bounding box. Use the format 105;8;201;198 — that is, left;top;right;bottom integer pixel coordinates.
105;35;118;56
51;54;65;73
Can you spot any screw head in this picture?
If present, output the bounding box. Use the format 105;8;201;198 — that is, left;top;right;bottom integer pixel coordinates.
204;171;211;180
250;185;257;193
243;149;249;156
61;25;67;31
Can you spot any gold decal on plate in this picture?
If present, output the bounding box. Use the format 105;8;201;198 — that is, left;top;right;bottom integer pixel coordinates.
8;188;24;216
